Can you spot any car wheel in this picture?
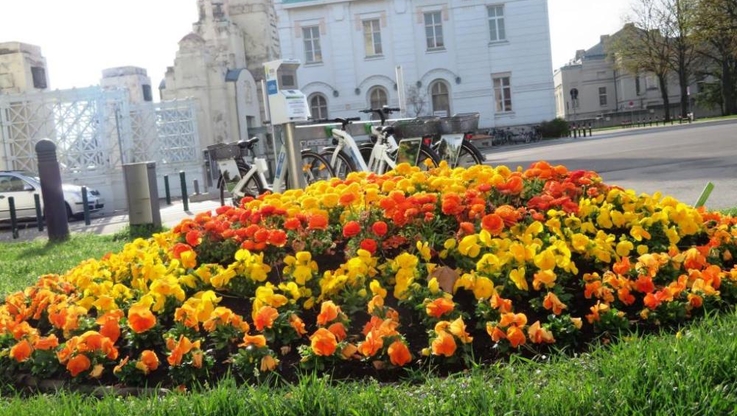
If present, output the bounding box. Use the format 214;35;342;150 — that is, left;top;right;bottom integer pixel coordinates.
66;203;77;222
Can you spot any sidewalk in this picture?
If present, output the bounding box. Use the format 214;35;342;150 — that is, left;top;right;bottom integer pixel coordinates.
0;197;225;243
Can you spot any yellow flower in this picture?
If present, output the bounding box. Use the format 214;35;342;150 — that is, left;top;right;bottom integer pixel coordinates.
509;267;529;291
458;235;481;258
427;278;440;295
472;276;495;300
533;249;556;271
616;240;634;257
416;241;432;261
370;280;387;298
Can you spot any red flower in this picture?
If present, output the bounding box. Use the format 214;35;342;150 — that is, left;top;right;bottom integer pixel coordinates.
360;238;378;254
343;221;361;238
308;214;328;230
284;217;302;230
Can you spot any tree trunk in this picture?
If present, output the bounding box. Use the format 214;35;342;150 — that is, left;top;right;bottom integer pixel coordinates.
723;58;737;116
679;64;689;119
659;74;671;122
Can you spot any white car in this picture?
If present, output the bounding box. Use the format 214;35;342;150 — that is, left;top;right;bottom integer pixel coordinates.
0;171;105;221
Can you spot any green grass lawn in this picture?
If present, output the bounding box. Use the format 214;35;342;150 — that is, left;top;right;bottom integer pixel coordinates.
1;233;736;414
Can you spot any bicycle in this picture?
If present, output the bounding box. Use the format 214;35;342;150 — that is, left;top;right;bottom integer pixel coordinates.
359;107;484;169
209;136;334;206
316;113;441;179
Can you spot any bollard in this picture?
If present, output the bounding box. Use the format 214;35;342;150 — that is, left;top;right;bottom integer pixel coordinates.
588;124;593;136
180;171;189;212
9;196;18;239
193;179;200;195
82;186;91;226
35;139;69;242
34;194;44;231
164;175;172;205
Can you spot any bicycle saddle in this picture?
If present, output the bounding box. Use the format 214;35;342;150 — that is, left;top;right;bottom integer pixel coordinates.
238;137;259;150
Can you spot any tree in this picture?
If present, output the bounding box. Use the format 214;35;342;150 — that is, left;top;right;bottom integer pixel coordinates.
405;85;428;117
693;0;737;115
609;0;701;121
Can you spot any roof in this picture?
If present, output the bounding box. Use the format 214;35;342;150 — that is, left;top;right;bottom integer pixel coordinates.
179;32;205;44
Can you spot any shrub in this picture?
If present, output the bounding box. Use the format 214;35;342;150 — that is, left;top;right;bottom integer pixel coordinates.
538;118;570;138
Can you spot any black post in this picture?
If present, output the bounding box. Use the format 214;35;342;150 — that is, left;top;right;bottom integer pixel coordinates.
9;196;18;239
34;194;44;231
588;124;593;136
179;171;189;212
35;139;69;242
82;186;90;225
164;175;171;205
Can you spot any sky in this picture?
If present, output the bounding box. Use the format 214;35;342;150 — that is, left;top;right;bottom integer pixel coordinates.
0;0;631;93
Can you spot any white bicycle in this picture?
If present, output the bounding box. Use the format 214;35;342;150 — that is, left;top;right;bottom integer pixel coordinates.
316;113;441;179
209;136;335;206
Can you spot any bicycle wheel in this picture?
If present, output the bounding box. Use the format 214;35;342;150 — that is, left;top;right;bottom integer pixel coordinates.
283;150;335;190
417;144;441;171
232;172;266;207
320;150;357;180
454;140;485;168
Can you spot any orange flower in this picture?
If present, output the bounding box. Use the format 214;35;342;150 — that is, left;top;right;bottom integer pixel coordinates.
431;331;457;357
481;213;504;235
327;322;347;342
308;214;328;230
371;221;388;237
10;339;32;362
268;230;287;247
66;354;91;377
317;301;340;326
387;340;412;366
506;326;526;348
289;314;307;336
253;306;279;332
167;336;197;367
490;294;513;313
542;292;567;315
487;324;507;342
425;297;455;319
240;334;267;348
358;330;384;357
449;317;473;344
343;221;362;238
528;321;555;344
185;230;202;247
284;217;302;230
192;351;204;369
341;343;359;359
127;304;157;334
310;328;338;356
260;355;279;372
89;364;105;379
135;350;159;375
33;334;59;351
499;312;527;327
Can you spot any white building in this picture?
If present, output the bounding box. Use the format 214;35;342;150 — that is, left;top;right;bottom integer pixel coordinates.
274;0;556;129
0;42;49;95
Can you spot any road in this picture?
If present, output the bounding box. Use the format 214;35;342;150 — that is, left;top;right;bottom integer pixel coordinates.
483;119;737;211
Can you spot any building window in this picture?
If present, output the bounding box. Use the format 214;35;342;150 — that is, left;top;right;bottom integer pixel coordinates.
599;87;607;106
142;85;153;102
309;93;328;120
31;67;47;89
424;11;444;50
303;26;322;63
487;5;506;42
368;86;388;111
429;80;450;117
363;19;383;57
492;75;512;112
645;75;658;90
636;76;641;95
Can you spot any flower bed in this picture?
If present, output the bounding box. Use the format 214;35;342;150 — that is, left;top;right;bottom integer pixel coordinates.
2;161;737;389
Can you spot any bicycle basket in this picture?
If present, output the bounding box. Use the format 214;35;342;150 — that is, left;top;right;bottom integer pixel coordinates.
207;143;242;161
392;117;441;139
439;112;480;134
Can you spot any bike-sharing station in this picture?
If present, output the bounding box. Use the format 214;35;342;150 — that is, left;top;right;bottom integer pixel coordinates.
206;60;485;206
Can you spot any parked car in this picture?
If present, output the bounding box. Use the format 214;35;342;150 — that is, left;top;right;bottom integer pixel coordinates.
0;171;105;221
